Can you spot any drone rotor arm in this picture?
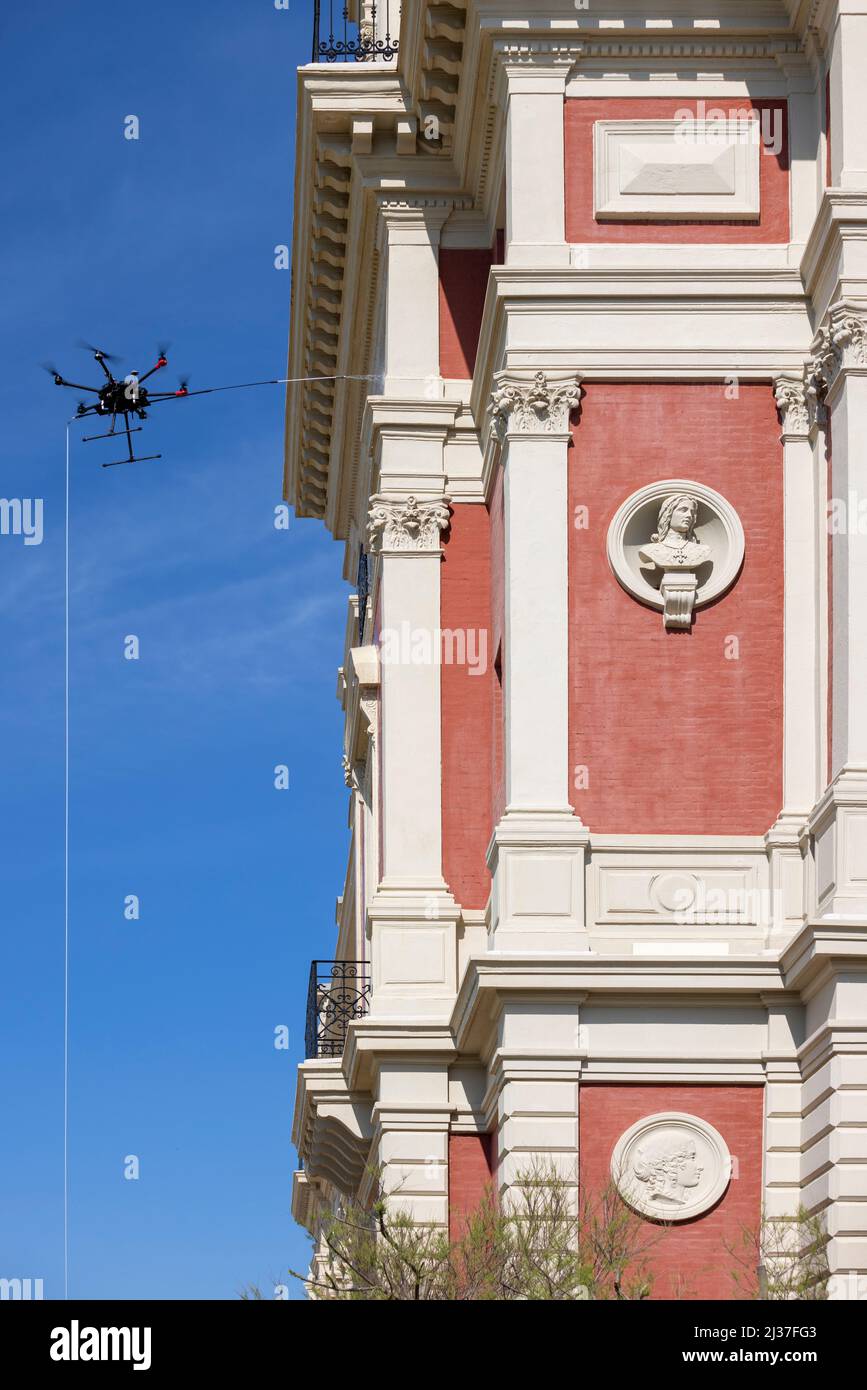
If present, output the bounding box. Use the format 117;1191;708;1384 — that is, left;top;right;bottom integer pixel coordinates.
137;356;168;384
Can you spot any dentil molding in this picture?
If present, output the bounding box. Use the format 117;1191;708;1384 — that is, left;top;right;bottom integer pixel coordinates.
367;494;451;553
490;371;582;441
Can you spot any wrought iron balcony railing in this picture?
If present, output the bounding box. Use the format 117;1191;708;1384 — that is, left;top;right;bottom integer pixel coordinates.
312;1;400;63
356;550;369;642
305;960;372;1058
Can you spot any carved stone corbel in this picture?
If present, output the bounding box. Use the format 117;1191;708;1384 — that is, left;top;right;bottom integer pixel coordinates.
341;754;360;791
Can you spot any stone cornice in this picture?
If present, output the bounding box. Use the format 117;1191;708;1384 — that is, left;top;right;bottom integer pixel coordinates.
780;917;867;999
801;189;867;308
291;1058;373;1194
375;195;471;251
342;1019;457;1092
452;955;789;1058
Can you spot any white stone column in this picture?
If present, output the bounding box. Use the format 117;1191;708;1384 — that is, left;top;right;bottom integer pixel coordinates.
799;972;867;1297
487;372;590;952
828;1;867;190
489;1000;582;1215
807;302;867;918
366;494;460;1016
498;53;570;268
762;996;804;1221
377;199;451;398
766;378;822;938
364;1060;453;1227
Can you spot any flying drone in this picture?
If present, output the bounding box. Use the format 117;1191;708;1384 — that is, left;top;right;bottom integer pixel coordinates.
43;342;192;466
44;347;368;468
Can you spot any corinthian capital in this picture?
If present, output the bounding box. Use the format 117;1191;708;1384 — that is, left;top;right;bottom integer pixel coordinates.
490;371;582;441
774;375;810;438
829;300;867;369
367;494;451;554
804;301;867;416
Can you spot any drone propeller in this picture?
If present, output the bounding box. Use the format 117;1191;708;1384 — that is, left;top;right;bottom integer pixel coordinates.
40;361;63;381
76;339;122;363
175;377;190;396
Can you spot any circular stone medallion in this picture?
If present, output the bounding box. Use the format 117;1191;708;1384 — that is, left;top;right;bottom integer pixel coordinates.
611;1112;732;1222
606;479;745;618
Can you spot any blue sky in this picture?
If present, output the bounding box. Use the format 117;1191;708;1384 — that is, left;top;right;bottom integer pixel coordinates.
0;3;349;1298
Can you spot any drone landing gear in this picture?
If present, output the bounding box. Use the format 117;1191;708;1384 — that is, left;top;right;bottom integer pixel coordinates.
83;418;162;467
102;454;162;468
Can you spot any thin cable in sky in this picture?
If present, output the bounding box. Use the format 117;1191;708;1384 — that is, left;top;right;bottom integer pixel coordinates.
159;372;377;400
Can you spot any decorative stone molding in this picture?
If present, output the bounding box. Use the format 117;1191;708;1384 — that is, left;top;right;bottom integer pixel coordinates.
611;1112;732;1222
490;371;582;441
829;299;867;369
341;754;358;790
377;196;469;237
359;695;377;747
594;119;761;222
803;301;867;417
803;327;835;421
774;375;810;438
496;39;580;69
607;480;745;632
366;494;451;553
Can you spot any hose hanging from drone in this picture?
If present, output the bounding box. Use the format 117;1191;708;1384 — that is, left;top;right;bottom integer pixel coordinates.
103;372;378;465
149;373;377;400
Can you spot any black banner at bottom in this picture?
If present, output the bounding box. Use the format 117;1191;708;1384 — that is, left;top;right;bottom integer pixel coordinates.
2;1297;859;1376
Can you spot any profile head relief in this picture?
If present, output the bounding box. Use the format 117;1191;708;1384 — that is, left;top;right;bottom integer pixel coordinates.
631;1135;703;1206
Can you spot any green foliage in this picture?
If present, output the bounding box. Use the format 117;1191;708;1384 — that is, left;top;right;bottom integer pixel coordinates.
290;1162;662;1301
727;1205;831;1300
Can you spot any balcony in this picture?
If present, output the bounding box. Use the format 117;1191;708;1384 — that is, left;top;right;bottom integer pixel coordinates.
305;960;372;1058
312;1;401;62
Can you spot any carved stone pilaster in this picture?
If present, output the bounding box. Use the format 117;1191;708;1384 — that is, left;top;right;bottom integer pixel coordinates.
366;494;451;554
774;375;810;439
490;371;582;441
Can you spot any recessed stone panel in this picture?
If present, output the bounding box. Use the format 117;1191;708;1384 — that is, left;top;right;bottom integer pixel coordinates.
594;118;761;220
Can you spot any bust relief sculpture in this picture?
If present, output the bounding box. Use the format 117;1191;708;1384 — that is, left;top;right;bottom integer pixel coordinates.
639;494;712;573
607;479;743;634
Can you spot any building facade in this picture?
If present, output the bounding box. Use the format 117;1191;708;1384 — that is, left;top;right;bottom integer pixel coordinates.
288;0;867;1298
